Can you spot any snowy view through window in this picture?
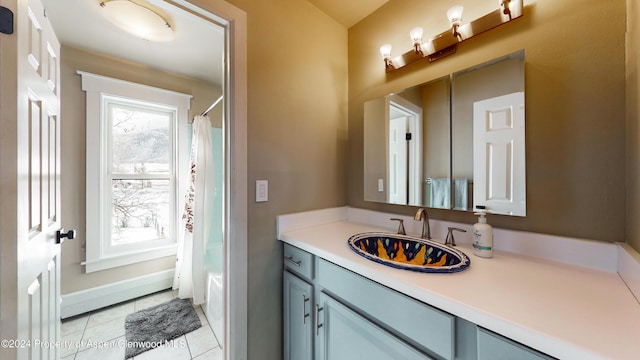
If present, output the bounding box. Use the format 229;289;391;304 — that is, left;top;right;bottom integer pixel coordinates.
110;104;173;245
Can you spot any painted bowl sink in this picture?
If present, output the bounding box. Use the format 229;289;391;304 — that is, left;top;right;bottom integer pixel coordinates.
347;232;470;273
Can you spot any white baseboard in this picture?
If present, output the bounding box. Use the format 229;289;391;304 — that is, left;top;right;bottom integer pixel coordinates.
61;269;175;319
618;243;640;302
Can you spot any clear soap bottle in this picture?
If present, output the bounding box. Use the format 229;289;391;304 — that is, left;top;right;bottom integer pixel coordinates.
472;208;493;258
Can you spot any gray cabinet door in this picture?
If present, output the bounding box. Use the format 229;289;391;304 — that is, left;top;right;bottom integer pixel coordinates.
314;291;434;360
317;258;455;359
477;328;555;360
284;271;314;360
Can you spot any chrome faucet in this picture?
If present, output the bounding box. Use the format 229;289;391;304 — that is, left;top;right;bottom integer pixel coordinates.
413;208;431;239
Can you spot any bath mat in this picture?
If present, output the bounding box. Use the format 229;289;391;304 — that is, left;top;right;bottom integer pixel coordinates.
124;297;201;359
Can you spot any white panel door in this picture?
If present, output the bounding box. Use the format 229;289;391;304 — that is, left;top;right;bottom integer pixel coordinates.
473;92;525;216
0;0;63;358
388;116;408;205
387;95;423;207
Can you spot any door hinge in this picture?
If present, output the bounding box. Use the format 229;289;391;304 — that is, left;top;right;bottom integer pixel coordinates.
406;132;412;141
0;6;14;35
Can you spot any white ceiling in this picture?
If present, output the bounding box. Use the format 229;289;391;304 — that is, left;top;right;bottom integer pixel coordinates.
40;0;387;86
41;0;225;85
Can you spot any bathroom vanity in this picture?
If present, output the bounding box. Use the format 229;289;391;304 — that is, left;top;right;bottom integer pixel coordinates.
279;207;640;360
283;243;552;360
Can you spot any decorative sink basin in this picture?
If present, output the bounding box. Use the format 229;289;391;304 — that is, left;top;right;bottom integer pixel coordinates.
347;232;470;273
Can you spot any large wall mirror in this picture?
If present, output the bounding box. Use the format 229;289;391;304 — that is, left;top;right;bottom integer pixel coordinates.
364;50;525;216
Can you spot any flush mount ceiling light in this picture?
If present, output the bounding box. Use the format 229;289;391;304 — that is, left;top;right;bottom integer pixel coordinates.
380;0;524;72
99;0;174;42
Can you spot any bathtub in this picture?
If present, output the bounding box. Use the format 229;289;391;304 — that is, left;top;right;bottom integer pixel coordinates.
204;126;224;345
205;271;224;346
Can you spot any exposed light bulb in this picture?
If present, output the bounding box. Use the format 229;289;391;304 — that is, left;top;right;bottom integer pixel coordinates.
379;44;392;59
447;5;464;25
410;27;423;45
410;27;424;54
447;5;464;39
379;44;394;69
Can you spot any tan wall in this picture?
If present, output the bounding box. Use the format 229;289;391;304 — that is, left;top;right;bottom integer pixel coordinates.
422;78;450;205
221;0;348;359
60;46;221;294
627;0;640;252
363;97;387;202
348;0;627;242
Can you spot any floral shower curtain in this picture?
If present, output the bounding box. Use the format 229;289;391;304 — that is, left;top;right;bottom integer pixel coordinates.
173;115;214;305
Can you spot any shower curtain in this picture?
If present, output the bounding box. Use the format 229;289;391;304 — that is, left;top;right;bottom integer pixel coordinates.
173;115;214;305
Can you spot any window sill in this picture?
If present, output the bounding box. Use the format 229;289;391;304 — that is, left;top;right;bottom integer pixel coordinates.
82;245;177;273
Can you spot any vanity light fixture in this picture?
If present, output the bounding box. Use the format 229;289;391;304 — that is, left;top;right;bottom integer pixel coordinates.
380;0;524;72
447;5;464;39
99;0;174;42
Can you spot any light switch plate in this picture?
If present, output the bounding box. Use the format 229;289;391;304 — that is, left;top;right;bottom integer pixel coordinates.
256;180;268;202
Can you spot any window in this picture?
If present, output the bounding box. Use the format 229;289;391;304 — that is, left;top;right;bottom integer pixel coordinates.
79;72;191;272
107;98;174;249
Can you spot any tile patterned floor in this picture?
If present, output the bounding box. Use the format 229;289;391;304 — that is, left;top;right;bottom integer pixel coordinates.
61;290;222;360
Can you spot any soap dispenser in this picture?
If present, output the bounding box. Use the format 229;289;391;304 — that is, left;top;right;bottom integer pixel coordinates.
473;207;493;258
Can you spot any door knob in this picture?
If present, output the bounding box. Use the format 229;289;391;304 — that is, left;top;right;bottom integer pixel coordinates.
56;229;76;244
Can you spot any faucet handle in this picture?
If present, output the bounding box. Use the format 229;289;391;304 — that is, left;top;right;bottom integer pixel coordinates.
445;227;466;246
390;218;406;235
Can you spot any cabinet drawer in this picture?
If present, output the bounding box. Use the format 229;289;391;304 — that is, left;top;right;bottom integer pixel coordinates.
477;327;555;360
317;259;454;360
284;244;314;280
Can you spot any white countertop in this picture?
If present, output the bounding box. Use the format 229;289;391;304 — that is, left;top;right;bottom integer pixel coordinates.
280;219;640;360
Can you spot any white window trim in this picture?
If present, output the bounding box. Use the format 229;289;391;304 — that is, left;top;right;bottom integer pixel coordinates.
79;71;191;273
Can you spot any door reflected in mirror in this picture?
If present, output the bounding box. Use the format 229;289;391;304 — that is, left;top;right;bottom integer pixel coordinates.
363;50;525;216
